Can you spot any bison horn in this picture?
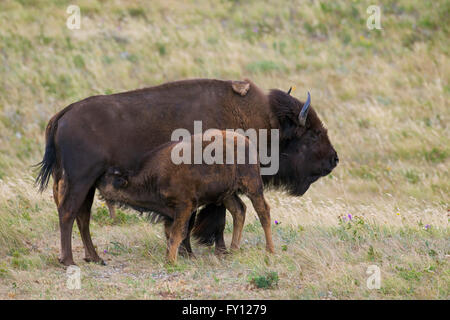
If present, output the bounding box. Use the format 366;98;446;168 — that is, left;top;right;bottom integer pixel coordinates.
298;91;311;126
287;87;292;95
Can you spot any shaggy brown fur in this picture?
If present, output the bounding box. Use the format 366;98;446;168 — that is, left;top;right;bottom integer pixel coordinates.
96;131;274;263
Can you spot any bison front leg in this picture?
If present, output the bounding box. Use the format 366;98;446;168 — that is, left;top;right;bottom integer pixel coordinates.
212;205;227;255
193;204;228;255
164;214;196;258
166;205;193;264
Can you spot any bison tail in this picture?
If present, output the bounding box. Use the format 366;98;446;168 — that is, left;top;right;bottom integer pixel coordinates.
192;204;226;246
34;104;74;192
34;119;58;192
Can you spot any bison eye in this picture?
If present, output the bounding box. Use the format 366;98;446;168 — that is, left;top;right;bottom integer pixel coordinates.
309;132;319;142
310;130;322;141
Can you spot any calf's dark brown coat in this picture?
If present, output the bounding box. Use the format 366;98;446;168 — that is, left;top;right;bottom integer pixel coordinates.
97;131;274;263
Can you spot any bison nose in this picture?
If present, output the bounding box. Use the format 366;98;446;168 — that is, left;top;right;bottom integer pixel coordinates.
334;154;339;165
330;152;339;168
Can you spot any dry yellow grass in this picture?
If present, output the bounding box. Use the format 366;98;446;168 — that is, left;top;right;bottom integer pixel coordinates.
0;0;449;299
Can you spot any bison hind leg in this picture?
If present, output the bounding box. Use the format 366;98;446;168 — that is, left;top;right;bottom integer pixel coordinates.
57;177;96;266
77;187;105;265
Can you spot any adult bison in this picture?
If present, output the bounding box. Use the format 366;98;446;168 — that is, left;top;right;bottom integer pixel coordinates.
36;79;338;266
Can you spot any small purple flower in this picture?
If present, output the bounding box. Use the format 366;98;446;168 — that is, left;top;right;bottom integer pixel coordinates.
424;224;431;230
103;249;108;253
274;220;280;225
348;214;352;221
253;27;259;33
342;216;347;222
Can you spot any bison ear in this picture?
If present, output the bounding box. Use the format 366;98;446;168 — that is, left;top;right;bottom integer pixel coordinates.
232;80;250;96
298;91;311;126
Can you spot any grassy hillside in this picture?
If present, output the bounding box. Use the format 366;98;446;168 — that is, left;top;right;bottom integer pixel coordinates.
0;0;448;299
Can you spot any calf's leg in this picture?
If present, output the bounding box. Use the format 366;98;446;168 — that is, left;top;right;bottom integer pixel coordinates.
167;205;193;263
164;214;196;257
223;194;246;251
247;193;275;254
179;213;196;257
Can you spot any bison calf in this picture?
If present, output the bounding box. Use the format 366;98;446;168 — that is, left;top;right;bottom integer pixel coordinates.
96;130;275;263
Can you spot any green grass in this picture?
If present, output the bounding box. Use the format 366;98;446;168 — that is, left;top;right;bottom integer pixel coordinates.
92;206;141;226
249;271;279;289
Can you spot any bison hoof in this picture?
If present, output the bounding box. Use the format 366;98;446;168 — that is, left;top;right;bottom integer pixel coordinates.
59;257;76;267
186;252;197;259
84;257;106;266
214;248;230;256
178;250;196;259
